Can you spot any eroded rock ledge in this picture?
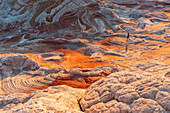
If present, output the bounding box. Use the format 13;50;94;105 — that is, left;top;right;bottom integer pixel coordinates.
0;85;86;113
0;54;121;95
0;54;170;113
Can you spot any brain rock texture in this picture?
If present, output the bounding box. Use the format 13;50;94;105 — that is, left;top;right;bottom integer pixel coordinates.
80;71;170;113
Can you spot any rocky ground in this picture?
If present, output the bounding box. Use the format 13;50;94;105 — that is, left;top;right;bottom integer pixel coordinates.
0;54;169;113
0;0;170;113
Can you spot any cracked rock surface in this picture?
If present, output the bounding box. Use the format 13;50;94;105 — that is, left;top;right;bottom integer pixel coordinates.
0;85;85;113
80;63;170;113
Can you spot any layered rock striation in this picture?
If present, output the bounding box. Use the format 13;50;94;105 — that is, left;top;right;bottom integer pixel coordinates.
1;57;169;113
0;54;121;95
0;0;170;112
0;0;169;53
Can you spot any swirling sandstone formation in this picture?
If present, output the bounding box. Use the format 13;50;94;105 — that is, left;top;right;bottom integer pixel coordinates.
0;0;123;32
0;54;121;95
0;59;169;113
0;0;170;112
0;0;169;53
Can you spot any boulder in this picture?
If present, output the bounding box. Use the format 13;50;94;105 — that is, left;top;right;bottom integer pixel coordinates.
80;70;170;112
2;85;86;113
0;55;40;80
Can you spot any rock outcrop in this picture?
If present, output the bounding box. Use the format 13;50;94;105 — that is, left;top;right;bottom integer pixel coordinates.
80;62;170;113
0;0;169;53
0;54;121;95
131;61;170;77
0;93;28;111
0;0;169;112
0;85;86;113
0;54;169;112
0;55;40;80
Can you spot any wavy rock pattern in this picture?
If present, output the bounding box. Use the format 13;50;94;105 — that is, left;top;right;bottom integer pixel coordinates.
0;85;85;113
29;0;99;25
0;0;169;53
80;62;170;113
1;0;123;32
0;54;121;95
0;1;169;112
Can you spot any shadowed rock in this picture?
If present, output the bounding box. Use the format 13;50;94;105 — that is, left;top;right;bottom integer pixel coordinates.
41;52;65;58
0;55;40;80
0;0;169;54
0;93;28;111
0;0;125;33
38;38;87;50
